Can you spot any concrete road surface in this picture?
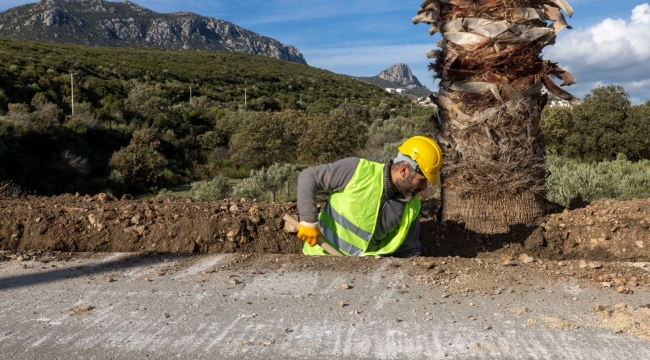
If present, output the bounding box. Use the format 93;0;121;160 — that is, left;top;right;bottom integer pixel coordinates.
1;253;649;359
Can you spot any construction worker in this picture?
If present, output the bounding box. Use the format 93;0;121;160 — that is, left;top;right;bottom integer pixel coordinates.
296;136;442;257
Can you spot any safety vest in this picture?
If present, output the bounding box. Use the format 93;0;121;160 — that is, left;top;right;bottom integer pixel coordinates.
303;159;421;256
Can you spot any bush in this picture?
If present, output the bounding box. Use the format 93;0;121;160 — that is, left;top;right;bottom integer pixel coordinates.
156;188;174;199
232;169;267;200
191;175;232;201
108;129;168;186
232;163;299;202
546;154;650;207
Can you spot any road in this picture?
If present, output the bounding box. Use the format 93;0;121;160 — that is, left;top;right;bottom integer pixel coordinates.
1;253;649;359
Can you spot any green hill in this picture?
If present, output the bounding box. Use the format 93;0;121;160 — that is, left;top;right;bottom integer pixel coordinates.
0;37;405;112
0;37;421;196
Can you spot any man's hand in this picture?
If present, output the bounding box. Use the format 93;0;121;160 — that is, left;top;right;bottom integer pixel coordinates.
297;221;321;247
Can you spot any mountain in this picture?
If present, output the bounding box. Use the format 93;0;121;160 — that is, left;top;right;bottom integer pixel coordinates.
0;0;307;64
354;64;433;97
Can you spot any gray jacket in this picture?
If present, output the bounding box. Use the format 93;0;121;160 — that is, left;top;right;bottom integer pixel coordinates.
297;157;421;258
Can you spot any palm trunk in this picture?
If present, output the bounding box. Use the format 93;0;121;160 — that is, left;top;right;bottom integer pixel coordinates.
414;0;577;234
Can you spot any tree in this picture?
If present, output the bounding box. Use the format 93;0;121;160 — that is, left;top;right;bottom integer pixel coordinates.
124;83;170;122
541;106;574;155
108;129;168;187
266;163;299;202
541;85;650;162
571;85;630;162
414;1;577;233
229;110;306;168
624;102;650;160
298;112;368;164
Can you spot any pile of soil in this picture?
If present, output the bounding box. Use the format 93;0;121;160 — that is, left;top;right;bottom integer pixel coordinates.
1;193;649;261
0;194;302;254
419;198;650;262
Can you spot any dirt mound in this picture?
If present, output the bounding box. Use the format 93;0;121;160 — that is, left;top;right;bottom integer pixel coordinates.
1;194;649;261
0;194;302;254
419;198;650;261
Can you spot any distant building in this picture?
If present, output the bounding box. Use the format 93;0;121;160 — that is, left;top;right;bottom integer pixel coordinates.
385;88;396;94
396;88;408;94
548;100;573;108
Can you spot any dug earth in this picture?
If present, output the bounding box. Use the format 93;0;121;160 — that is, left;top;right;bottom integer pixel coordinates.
1;194;648;263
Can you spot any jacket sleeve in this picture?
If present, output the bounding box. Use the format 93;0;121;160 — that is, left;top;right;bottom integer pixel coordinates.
296;157;360;222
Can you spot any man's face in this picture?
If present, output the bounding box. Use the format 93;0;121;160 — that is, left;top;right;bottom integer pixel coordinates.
394;165;428;199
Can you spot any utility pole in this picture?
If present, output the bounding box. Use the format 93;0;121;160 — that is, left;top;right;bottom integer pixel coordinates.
70;72;78;116
189;86;192;105
244;89;247;110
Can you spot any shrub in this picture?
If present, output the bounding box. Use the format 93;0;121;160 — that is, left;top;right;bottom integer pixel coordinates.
156;188;174;199
232;169;267;200
232;163;299;202
191;175;232;201
546;154;650;207
108;129;168;186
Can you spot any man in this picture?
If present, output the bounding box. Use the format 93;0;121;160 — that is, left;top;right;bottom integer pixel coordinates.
296;136;442;257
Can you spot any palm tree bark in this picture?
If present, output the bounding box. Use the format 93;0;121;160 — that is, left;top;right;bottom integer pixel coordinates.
414;0;577;233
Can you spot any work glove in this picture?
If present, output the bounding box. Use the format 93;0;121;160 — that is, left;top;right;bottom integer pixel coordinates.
297;221;321;247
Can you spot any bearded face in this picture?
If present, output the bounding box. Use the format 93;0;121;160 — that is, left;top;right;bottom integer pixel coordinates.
394;167;423;200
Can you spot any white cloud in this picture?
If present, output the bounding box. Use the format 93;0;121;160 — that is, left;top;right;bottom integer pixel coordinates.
545;3;650;103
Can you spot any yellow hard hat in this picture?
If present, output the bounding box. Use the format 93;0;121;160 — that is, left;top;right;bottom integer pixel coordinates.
398;136;443;184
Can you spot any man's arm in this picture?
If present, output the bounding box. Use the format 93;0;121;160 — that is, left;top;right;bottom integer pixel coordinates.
296;157;360;222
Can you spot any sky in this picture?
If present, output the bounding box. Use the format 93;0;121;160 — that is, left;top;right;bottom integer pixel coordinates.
2;0;650;103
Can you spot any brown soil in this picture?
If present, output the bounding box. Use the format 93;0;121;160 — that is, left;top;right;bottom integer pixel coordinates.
1;193;649;262
419;197;650;262
0;194;302;255
593;304;650;342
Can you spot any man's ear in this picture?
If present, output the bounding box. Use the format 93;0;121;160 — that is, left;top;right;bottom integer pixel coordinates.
399;164;410;179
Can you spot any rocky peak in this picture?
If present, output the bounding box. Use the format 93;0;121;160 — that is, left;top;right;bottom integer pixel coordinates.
0;0;307;64
378;63;424;89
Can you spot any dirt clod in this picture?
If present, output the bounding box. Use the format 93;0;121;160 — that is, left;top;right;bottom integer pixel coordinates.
70;306;94;315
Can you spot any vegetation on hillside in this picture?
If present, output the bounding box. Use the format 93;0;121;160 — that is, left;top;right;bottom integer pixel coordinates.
0;37;427;196
542;85;650;162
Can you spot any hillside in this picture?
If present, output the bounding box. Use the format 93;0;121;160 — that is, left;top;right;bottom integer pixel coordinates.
0;36;402;111
0;37;419;196
0;0;306;64
355;63;434;97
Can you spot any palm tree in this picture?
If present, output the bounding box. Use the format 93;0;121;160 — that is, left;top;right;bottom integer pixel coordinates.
414;0;577;233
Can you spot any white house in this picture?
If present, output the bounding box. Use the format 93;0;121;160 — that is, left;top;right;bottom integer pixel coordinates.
396;88;408;94
385;88;396;94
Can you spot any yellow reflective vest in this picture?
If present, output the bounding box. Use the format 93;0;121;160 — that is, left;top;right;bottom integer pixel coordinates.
303;159;420;256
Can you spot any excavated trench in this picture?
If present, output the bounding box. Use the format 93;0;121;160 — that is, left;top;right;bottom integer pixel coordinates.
1;194;649;262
